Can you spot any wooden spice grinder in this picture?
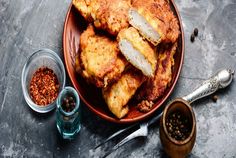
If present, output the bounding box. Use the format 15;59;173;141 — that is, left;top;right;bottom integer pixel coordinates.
160;69;234;158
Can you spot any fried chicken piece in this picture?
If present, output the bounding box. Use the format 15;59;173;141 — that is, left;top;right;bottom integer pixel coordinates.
102;69;145;118
137;100;154;113
136;42;177;101
117;27;157;77
72;0;93;22
73;0;131;35
129;0;180;45
75;25;127;88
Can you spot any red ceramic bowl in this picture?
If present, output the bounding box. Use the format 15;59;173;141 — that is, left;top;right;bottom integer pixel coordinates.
63;0;184;124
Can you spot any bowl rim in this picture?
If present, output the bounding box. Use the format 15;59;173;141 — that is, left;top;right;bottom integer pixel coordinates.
63;0;185;123
21;48;66;113
162;98;196;145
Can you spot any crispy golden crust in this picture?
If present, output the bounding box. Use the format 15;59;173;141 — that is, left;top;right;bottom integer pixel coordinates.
73;0;131;35
136;42;177;101
76;25;127;87
137;100;154;113
72;0;93;22
117;27;157;76
102;69;145;118
131;0;180;43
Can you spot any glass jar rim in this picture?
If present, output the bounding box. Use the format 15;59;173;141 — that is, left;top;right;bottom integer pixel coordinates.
57;86;80;116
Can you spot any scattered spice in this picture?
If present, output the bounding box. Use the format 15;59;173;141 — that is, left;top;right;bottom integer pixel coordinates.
190;33;195;43
166;111;191;141
190;28;199;43
212;95;218;103
137;100;154;113
30;67;59;106
194;28;198;36
62;95;76;112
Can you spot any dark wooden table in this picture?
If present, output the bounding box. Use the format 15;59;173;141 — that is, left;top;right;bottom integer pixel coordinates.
0;0;236;157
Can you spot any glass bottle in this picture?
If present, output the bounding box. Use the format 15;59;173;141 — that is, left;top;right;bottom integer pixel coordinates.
56;86;81;139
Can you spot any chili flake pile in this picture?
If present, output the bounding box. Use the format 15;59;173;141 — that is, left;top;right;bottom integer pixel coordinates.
29;67;59;106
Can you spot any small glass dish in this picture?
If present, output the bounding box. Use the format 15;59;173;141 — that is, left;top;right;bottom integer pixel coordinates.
21;49;66;113
56;86;81;139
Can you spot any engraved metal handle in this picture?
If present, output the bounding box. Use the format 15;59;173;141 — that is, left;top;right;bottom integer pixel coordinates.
182;69;234;103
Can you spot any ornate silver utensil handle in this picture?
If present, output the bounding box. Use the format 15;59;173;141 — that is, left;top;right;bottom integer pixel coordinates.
182;69;234;103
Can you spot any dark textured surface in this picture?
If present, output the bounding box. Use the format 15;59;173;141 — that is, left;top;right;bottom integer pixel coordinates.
0;0;236;157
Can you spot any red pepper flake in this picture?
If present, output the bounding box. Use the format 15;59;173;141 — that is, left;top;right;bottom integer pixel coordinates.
29;67;59;106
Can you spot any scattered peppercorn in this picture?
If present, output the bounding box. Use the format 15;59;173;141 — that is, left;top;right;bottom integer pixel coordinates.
29;67;59;106
61;95;76;112
166;111;191;141
212;95;218;103
190;28;199;43
190;33;195;43
194;28;198;36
